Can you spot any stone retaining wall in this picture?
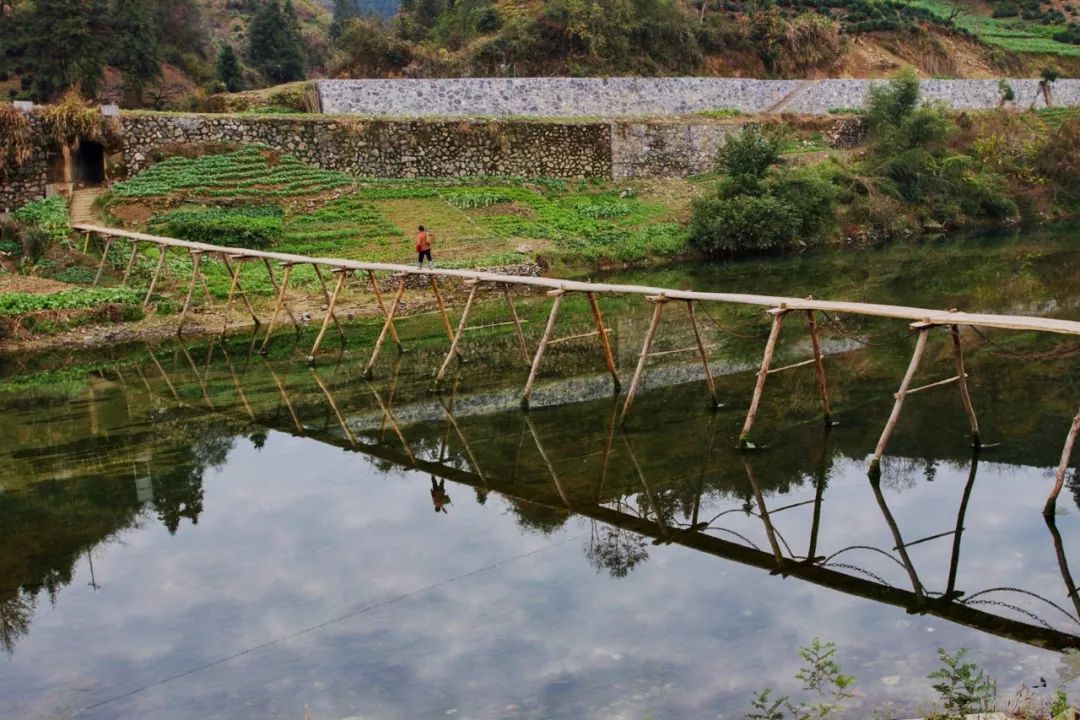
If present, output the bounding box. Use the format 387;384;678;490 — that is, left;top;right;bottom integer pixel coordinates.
318;77;1080;117
0;116;49;214
118;114;611;179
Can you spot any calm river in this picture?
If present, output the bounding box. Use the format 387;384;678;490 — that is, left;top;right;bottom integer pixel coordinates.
2;226;1079;719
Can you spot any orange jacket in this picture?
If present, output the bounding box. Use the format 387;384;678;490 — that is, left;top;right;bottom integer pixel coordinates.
416;231;432;252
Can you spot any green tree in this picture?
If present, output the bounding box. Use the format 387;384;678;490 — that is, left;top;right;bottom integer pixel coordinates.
248;0;305;83
331;0;360;38
217;43;243;92
111;0;161;105
27;0;110;100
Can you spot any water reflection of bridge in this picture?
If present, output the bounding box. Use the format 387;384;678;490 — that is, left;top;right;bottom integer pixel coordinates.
109;336;1080;653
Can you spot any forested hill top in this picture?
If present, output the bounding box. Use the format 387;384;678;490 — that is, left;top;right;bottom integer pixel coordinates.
1;0;1079;111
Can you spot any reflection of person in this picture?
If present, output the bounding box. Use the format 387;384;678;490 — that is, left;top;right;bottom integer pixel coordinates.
416;225;434;269
431;477;451;513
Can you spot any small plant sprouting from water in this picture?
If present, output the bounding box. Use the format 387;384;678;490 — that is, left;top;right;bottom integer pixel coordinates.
748;638;855;720
927;647;997;718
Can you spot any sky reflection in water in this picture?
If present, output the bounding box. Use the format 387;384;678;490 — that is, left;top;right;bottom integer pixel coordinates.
2;231;1080;720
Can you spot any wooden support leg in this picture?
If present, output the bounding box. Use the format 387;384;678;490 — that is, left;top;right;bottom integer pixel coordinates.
950;325;981;448
123;241;139;284
521;291;565;408
262;258;298;327
308;270;348;362
504;283;530;364
368;270;402;352
221;255;260;329
687;301;719;408
260;263;295;353
143;244;168;307
433;283;480;387
620;297;666;423
313;264;346;344
221;254;244;335
739;310;786;447
869;327;931;478
806;310;833;426
588;291;620;391
365;278;407;377
92;236;113;287
177;250;203;335
1045;405;1080;517
430;276;463;361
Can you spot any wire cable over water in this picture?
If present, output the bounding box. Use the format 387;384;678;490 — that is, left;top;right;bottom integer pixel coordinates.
81;534;581;713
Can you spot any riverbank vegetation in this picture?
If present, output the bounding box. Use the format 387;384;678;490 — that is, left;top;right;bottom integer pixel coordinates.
752;639;1074;720
692;70;1080;255
2;73;1079;342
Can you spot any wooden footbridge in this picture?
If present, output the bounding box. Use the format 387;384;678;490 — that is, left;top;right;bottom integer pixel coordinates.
75;223;1080;514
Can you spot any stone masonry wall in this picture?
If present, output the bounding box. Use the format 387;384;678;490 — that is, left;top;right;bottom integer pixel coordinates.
611;121;735;179
0;116;49;213
318;77;1080;117
118;114;612;179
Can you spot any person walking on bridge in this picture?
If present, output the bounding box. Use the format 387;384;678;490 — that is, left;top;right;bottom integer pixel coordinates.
416;225;435;270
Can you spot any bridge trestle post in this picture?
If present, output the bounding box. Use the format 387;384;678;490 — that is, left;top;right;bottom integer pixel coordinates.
308;268;350;362
504;283;531;364
738;306;788;448
260;262;297;354
312;264;347;347
587;292;620;392
177;249;204;335
686;300;720;409
806;310;833;427
950;324;981;448
434;281;481;387
620;294;668;423
1045;404;1080;517
368;270;403;352
521;289;566;408
143;243;168;308
869;324;931;479
122;240;140;284
365;277;407;377
429;276;463;361
92;235;113;287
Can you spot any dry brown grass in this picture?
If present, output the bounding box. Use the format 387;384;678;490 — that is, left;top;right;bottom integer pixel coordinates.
0;105;33;178
38;89;115;150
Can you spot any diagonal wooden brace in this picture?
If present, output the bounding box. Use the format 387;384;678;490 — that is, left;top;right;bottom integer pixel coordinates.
521;290;565;408
433;282;480;387
368;270;402;352
365;277;407;377
308;268;349;362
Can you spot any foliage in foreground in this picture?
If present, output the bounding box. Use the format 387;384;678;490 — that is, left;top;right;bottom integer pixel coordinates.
750;642;1070;720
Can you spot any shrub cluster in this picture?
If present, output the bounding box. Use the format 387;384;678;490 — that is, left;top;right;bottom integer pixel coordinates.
690;127;838;255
